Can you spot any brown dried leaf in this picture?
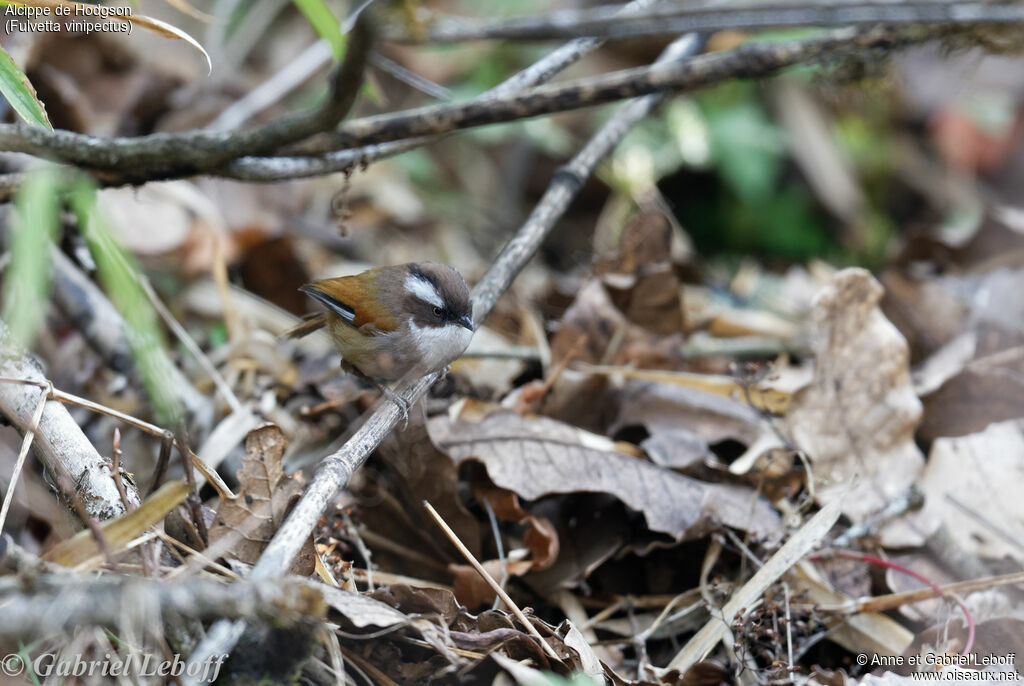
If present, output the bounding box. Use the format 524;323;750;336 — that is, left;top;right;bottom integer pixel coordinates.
521;494;628;595
785;269;934;546
595;209;686;334
367;584;460;626
594;208;674;276
550;279;685;369
605;267;685;335
450;558;533;608
472;482;560;571
918;344;1024;442
209;425;315;575
611;377;767;447
881;270;970;363
429;411;779;541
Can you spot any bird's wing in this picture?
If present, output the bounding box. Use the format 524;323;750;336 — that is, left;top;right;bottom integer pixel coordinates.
299;278;399;333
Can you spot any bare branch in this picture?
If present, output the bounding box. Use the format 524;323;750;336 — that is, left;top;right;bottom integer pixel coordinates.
288;24;951;153
181;32;702;681
0;533;67;575
193;21;968;182
3;0;662;187
480;0;660;98
0;14;374;179
0;320;140;521
217;0;665;183
0;22;1002;187
385;0;1024;44
0;575;325;642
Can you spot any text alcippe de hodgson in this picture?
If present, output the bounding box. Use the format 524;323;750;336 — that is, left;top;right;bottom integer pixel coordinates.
5;3;131;33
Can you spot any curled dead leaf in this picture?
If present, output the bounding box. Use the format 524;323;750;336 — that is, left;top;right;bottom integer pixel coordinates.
786;268;934;546
550;279;686;369
208;424;315;575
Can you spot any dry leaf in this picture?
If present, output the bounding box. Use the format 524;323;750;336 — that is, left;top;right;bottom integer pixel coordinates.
520;494;628;595
473;481;561;571
208;425;315;575
45;480;189;568
450;558;532;608
918;344;1024;442
594;209;685;335
99;183;200;256
429;411;779;541
610;378;773;470
880;270;970;363
919;419;1024;564
550;279;686;369
912;330;977;396
786;269;933;546
367;584;460;626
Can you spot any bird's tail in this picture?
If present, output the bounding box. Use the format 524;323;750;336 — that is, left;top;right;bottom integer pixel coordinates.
281;313;328;339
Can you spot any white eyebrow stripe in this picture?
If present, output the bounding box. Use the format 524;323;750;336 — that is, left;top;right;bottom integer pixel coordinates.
404;272;444;309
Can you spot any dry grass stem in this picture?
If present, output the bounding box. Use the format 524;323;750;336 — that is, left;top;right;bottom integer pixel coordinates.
0;380;48;534
423;500;563;662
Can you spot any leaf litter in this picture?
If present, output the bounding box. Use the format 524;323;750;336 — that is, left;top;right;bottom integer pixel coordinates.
8;16;1024;686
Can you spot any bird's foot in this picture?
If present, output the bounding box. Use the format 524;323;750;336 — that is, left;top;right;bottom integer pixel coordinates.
377;384;410;429
347;366;411;428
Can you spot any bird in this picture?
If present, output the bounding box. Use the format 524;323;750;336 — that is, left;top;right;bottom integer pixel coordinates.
285;262;475;417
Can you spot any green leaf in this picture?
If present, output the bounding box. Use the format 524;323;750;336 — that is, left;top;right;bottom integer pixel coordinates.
1;165;60;348
701;86;786;202
292;0;346;61
0;45;51;129
69;179;184;426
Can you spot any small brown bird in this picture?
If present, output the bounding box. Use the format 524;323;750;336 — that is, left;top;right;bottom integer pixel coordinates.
286;262;475;412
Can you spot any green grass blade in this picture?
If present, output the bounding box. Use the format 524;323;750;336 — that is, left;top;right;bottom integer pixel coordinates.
1;165;60;349
292;0;346;61
68;179;184;427
0;44;51;129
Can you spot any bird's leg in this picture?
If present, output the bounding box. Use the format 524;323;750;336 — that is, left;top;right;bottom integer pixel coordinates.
368;377;411;428
343;363;410;427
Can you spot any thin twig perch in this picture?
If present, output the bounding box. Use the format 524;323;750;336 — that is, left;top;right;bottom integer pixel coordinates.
0;23;981;187
0;13;374;180
383;0;1024;44
181;31;703;680
221;0;662;182
0;575;326;642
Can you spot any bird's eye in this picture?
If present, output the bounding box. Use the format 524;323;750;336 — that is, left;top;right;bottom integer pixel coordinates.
432;306;443;318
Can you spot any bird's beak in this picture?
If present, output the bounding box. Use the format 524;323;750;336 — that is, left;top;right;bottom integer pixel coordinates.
458;315;475;332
